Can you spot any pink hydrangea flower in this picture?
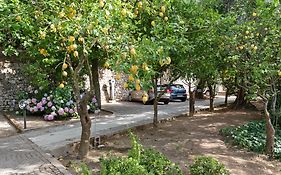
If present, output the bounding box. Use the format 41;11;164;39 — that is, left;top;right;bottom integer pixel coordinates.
33;106;38;112
47;101;53;107
69;109;74;114
47;115;54;121
36;102;43;108
31;98;37;104
64;107;69;113
40;107;45;111
44;115;48;121
58;108;64;116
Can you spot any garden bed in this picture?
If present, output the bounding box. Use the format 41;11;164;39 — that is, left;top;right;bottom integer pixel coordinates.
59;107;281;175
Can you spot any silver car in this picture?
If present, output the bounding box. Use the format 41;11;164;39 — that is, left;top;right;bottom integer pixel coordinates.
128;87;170;105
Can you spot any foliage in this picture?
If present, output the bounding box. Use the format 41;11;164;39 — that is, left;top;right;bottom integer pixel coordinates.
220;120;281;160
189;156;230;175
72;162;92;175
100;132;183;175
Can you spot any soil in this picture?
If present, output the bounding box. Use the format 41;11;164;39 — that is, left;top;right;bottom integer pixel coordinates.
60;107;281;175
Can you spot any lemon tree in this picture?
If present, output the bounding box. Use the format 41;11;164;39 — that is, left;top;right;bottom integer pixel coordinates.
0;0;134;159
222;0;281;158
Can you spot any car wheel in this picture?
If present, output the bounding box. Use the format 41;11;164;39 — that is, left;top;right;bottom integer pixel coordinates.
181;98;187;102
164;100;169;104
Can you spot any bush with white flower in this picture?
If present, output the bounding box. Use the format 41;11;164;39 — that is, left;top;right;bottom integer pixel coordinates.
19;86;98;121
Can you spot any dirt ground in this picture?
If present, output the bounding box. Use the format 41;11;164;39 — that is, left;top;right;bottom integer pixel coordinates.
61;107;281;175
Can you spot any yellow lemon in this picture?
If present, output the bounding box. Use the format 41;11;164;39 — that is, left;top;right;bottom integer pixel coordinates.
78;37;84;44
164;16;168;21
16;16;21;22
128;75;134;81
252;12;257;17
278;71;281;77
59;83;65;89
62;63;68;70
121;9;127;16
99;0;105;8
151;21;156;27
161;6;166;13
116;73;121;80
73;51;79;57
137;1;143;8
135;84;141;91
136;79;141;84
159;12;164;18
104;62;109;68
62;71;68;77
123;82;128;89
142;94;148;104
69;36;75;42
130;48;136;55
130;65;138;74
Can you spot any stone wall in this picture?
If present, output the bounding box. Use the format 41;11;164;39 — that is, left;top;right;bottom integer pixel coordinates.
0;59;28;111
0;58;128;111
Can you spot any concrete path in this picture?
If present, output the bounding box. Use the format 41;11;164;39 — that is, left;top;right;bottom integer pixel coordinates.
23;96;235;155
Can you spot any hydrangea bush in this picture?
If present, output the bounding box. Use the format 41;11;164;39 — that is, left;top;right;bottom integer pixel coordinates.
19;86;98;121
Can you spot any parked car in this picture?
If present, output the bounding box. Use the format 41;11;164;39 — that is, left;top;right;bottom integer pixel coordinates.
128;86;170;105
163;84;187;102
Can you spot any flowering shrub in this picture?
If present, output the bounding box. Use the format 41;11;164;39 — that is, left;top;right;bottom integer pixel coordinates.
20;86;98;121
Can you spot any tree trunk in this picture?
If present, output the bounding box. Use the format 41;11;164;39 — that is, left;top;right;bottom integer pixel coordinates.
232;86;247;109
195;80;205;99
264;100;275;159
224;88;228;105
189;82;195;117
91;58;101;109
78;97;92;159
153;77;158;127
208;84;214;112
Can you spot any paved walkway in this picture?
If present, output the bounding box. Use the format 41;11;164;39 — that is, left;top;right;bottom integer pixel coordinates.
0;114;17;138
0;96;235;174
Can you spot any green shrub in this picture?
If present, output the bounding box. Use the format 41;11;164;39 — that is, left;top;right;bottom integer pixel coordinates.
100;131;184;175
220;120;281;160
189;156;230;175
139;148;183;175
100;156;148;175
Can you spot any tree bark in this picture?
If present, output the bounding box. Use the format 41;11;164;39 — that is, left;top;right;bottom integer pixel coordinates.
189;82;195;117
91;58;101;109
153;77;158;127
195;80;205;99
224;88;228;105
264;100;275;159
78;96;92;159
232;86;247;109
208;84;214;112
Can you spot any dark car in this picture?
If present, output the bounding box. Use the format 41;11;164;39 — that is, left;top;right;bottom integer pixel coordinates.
164;84;187;102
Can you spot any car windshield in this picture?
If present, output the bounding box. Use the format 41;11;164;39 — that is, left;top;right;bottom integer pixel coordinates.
171;84;184;89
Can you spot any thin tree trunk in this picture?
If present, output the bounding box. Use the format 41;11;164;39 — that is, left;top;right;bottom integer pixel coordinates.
189;82;195;117
91;58;101;109
153;77;158;127
264;100;275;159
208;84;215;112
225;88;228;105
195;80;205;99
78;96;92;159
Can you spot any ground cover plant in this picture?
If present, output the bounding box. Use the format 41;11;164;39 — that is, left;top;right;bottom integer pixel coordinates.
220;120;281;160
189;156;230;175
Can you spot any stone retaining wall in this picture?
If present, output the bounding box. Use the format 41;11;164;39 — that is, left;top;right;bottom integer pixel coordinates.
0;60;28;111
0;59;128;112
